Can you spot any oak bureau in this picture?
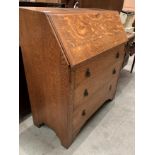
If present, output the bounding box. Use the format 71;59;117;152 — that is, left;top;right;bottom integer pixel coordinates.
20;7;127;148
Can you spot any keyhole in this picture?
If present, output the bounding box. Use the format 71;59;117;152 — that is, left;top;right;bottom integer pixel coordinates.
116;52;120;58
82;110;86;116
112;68;116;75
84;89;88;97
109;85;112;91
85;68;91;77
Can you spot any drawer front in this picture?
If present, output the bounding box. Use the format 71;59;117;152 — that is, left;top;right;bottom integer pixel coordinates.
73;77;118;136
74;45;124;88
74;61;122;109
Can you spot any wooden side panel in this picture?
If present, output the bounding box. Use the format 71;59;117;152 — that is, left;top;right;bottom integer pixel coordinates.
49;11;127;66
19;8;73;148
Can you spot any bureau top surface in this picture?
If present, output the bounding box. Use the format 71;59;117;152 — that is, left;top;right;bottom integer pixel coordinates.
20;7;127;67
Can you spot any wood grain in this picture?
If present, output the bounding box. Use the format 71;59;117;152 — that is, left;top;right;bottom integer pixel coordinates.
74;61;123;109
50;10;127;66
73;76;118;136
20;8;73;148
20;7;127;148
74;45;125;87
74;0;124;13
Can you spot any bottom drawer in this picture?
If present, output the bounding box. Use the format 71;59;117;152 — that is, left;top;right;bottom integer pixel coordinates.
73;77;118;136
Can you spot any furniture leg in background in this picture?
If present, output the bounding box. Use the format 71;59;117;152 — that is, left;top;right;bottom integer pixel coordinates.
130;55;135;73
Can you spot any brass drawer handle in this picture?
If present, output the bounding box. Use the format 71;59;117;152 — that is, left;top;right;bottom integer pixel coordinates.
109;85;112;91
84;89;88;97
112;68;116;75
82;110;86;116
116;52;120;58
85;68;91;77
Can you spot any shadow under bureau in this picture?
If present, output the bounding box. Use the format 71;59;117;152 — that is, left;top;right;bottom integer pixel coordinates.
20;7;127;148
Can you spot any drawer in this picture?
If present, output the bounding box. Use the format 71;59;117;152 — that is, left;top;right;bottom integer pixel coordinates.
74;61;122;109
74;45;125;88
73;77;118;135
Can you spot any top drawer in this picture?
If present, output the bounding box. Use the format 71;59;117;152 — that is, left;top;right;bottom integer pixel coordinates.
74;45;125;88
